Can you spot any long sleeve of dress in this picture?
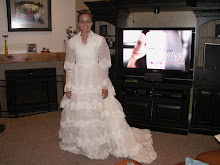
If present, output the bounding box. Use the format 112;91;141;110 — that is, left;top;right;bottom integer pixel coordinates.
98;37;112;90
64;40;75;92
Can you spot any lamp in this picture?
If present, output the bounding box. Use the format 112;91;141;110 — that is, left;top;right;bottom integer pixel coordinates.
154;7;160;14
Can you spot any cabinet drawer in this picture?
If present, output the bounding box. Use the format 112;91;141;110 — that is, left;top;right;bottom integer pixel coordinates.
152;100;188;127
5;68;56;80
121;98;152;122
195;70;220;87
125;101;149;116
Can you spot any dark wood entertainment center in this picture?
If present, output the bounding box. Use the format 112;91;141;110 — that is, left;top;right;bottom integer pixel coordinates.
117;80;192;135
85;0;220;135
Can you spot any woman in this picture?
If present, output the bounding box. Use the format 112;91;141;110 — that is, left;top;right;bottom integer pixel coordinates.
127;29;167;69
127;30;149;68
59;9;157;164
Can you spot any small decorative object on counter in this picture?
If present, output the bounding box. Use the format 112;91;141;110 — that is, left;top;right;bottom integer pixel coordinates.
27;44;37;53
41;47;50;53
109;37;113;48
2;35;8;54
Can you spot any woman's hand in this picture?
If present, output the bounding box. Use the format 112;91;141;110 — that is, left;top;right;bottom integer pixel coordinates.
102;89;108;99
66;91;71;99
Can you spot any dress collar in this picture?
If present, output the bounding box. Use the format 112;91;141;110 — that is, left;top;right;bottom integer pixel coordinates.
77;31;94;41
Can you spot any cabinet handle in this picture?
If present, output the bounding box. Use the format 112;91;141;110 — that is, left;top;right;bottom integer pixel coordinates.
193;99;196;109
151;101;154;119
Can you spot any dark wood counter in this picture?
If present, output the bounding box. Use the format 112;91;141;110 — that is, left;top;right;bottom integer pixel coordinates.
0;52;65;64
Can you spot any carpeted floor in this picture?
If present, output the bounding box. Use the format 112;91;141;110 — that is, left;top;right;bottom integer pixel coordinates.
0;111;219;165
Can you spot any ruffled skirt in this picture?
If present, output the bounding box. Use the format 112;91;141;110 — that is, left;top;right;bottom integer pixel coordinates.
59;64;157;164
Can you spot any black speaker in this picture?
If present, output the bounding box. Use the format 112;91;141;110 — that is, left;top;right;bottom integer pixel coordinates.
144;73;164;82
100;25;107;36
215;24;220;37
203;43;220;70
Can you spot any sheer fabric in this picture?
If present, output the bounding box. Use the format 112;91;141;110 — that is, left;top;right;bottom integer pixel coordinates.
59;31;157;164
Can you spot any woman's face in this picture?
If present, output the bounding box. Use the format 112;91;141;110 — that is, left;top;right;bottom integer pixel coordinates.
78;14;93;33
132;33;147;59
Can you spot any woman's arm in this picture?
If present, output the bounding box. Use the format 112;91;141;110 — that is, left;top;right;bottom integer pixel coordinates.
64;40;75;98
99;37;111;99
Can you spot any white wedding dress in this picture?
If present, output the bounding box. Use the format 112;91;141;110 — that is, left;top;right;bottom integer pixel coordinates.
59;31;157;164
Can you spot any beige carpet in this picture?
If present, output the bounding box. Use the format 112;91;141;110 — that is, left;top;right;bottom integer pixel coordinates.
0;111;219;165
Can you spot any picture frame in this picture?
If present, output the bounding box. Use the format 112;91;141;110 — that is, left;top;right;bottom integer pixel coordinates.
6;0;52;32
27;44;37;52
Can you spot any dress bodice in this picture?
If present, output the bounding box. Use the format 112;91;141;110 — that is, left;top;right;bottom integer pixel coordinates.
63;31;111;92
70;31;102;65
74;44;99;65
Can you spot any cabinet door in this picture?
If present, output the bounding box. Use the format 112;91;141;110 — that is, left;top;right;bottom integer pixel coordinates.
210;90;220;126
121;97;151;127
192;89;212;125
151;99;188;128
191;88;220;134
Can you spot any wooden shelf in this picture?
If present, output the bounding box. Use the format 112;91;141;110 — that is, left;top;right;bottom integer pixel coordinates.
0;52;65;64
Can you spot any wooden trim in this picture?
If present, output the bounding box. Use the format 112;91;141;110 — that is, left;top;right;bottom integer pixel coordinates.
0;52;65;64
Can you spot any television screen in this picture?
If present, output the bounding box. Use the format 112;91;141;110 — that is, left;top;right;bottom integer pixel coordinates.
122;28;194;71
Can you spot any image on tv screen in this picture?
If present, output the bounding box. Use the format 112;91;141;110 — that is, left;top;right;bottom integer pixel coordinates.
123;29;193;71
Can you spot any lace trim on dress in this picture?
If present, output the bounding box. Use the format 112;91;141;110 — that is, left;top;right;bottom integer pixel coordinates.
64;61;75;70
60;87;116;109
71;84;102;94
60;98;70;109
59;139;110;160
101;78;109;89
60;118;102;128
101;78;116;96
69;100;103;111
64;84;71;93
69;84;115;95
101;96;125;118
59;122;144;160
99;57;111;69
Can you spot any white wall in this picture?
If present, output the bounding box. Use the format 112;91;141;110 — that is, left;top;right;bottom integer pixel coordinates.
0;0;76;54
127;11;197;27
0;0;197;54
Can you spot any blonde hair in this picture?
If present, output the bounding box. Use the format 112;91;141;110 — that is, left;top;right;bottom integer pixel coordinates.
77;9;93;22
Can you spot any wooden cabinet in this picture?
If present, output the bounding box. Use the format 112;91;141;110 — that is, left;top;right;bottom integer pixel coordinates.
85;1;220;135
5;68;58;117
190;8;220;135
190;87;220;135
123;97;151;126
151;99;188;127
118;80;192;135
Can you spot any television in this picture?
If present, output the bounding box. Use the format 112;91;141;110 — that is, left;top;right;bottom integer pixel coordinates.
118;27;195;81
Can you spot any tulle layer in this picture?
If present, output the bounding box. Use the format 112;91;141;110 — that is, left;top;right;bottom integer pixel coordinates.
59;94;157;164
59;64;157;164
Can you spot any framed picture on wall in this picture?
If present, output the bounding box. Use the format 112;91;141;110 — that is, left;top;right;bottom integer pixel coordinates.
27;44;37;53
6;0;52;31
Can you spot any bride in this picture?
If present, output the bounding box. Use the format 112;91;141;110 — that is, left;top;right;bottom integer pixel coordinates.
59;9;157;164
